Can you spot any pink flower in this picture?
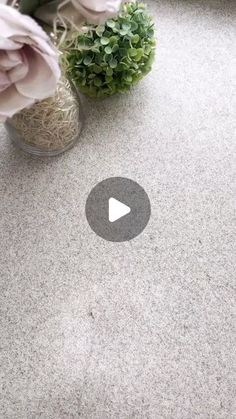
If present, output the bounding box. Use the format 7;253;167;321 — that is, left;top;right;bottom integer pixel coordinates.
71;0;124;24
0;3;61;122
36;0;124;27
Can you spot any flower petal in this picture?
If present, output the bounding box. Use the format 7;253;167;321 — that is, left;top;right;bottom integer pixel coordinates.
30;35;58;57
73;0;122;13
0;84;34;120
8;50;28;84
0;49;23;73
0;70;10;92
0;51;12;71
7;50;22;66
0;36;22;50
71;0;123;22
0;4;49;40
15;46;60;100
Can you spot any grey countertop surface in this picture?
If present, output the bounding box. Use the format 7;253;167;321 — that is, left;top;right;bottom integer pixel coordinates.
0;0;236;418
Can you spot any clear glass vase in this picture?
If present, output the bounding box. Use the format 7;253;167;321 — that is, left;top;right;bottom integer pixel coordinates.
4;79;83;157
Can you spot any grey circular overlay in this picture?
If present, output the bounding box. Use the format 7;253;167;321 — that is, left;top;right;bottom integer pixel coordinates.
85;177;151;242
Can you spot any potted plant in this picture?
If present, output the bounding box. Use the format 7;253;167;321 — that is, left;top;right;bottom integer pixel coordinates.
63;2;156;98
0;0;124;156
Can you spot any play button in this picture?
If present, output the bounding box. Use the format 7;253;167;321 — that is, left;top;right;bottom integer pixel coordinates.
109;198;131;223
85;177;151;242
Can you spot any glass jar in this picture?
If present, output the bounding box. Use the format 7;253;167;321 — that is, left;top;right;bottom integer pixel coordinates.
4;79;83;157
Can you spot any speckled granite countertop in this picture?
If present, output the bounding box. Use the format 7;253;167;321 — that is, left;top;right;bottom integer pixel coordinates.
0;1;236;418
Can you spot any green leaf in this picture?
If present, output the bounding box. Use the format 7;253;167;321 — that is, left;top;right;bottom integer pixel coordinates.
83;56;93;65
144;45;152;54
134;48;144;61
96;26;105;37
131;21;138;31
148;29;154;37
75;57;83;65
105;75;113;83
103;30;112;38
131;34;140;44
128;48;138;57
101;37;110;45
119;48;128;58
106;67;113;76
106;20;116;29
105;46;112;54
134;8;145;15
125;75;133;83
92;64;103;74
122;22;131;31
94;77;102;87
146;50;155;66
112;44;119;53
114;23;120;31
119;29;129;36
109;58;118;69
103;54;110;63
109;36;119;46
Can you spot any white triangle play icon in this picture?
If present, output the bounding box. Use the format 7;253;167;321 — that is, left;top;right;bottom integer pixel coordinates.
109;197;131;223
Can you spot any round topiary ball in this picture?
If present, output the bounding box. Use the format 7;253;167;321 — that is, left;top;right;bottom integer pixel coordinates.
63;2;156;98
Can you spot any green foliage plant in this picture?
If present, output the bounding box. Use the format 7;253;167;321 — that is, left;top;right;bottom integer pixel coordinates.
63;2;156;98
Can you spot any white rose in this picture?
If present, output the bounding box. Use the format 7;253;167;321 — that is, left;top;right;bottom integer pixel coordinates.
0;3;61;122
35;0;124;27
71;0;124;23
